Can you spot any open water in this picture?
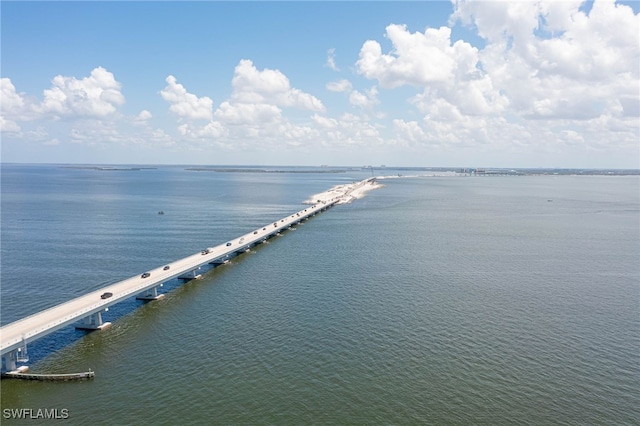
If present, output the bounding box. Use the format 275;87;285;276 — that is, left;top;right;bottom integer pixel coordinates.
1;164;638;425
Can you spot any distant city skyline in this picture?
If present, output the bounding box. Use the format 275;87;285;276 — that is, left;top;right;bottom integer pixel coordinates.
1;1;639;168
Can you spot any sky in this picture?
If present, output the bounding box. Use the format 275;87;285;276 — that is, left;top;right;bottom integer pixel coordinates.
1;1;639;168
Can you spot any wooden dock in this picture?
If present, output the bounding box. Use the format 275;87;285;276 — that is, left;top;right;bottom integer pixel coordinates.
2;370;95;381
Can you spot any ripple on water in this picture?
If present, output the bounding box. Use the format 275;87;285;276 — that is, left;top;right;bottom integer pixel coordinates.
1;170;638;425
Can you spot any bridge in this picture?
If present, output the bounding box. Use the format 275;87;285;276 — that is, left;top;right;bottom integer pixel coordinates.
1;198;340;373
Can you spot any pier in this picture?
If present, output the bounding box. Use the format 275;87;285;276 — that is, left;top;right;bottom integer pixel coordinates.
2;370;95;381
1;198;339;373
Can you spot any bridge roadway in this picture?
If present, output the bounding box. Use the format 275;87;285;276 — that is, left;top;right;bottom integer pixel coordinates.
1;199;337;371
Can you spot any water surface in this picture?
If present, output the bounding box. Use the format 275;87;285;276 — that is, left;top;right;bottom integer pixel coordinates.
1;165;638;425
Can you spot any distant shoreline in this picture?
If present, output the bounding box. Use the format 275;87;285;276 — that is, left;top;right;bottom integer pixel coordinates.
23;164;640;176
61;166;157;171
185;168;348;174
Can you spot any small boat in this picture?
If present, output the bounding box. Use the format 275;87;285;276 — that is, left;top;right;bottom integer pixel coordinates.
158;211;164;215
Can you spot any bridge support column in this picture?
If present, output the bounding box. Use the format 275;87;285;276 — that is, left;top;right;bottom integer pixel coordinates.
76;310;111;330
3;349;17;372
179;268;202;281
1;350;29;374
136;285;165;301
209;256;230;265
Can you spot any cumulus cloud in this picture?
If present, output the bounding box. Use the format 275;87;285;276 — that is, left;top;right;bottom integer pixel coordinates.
312;113;338;129
326;79;352;93
393;119;426;145
36;67;125;118
327;79;379;110
0;78;24;131
349;0;638;166
1;78;25;113
178;121;227;139
231;59;325;112
215;101;282;125
159;60;327;147
3;2;637;167
176;59;327;143
0;115;21;133
317;112;384;146
325;48;339;71
349;86;379;109
451;0;640;120
138;110;152;120
356;23;507;116
134;110;152;122
160;75;213;120
356;25;466;88
1;69;128;132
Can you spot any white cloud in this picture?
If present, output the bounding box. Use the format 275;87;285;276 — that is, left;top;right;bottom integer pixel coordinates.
37;67;125;118
0;115;21;133
0;78;23;132
356;25;465;88
312;113;338;129
1;77;36;128
348;91;368;108
450;0;543;46
135;110;152;121
321;112;384;146
178;121;227;139
393;119;426;145
1;78;25;113
349;86;379;109
326;79;352;93
131;110;153;128
327;79;379;110
2;2;637;168
214;101;282;125
278;122;319;143
348;0;638;166
160;75;214;120
451;0;640;120
231;59;325;112
356;23;507;116
175;59;326;146
325;48;339;71
1;70;129;133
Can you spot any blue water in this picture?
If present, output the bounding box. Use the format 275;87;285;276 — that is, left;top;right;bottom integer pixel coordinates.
1;164;638;425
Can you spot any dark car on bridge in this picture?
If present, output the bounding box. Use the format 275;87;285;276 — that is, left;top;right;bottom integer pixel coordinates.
163;265;170;270
100;292;113;299
141;272;150;278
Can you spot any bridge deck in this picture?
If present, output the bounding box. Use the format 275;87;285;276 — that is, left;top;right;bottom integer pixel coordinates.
0;200;336;357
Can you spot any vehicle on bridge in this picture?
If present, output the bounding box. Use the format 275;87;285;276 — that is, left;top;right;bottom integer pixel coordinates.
0;186;359;374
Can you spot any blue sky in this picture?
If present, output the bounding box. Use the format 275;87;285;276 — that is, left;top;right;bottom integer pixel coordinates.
1;1;639;168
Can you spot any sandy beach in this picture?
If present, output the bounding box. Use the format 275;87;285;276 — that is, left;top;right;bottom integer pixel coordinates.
303;177;385;205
